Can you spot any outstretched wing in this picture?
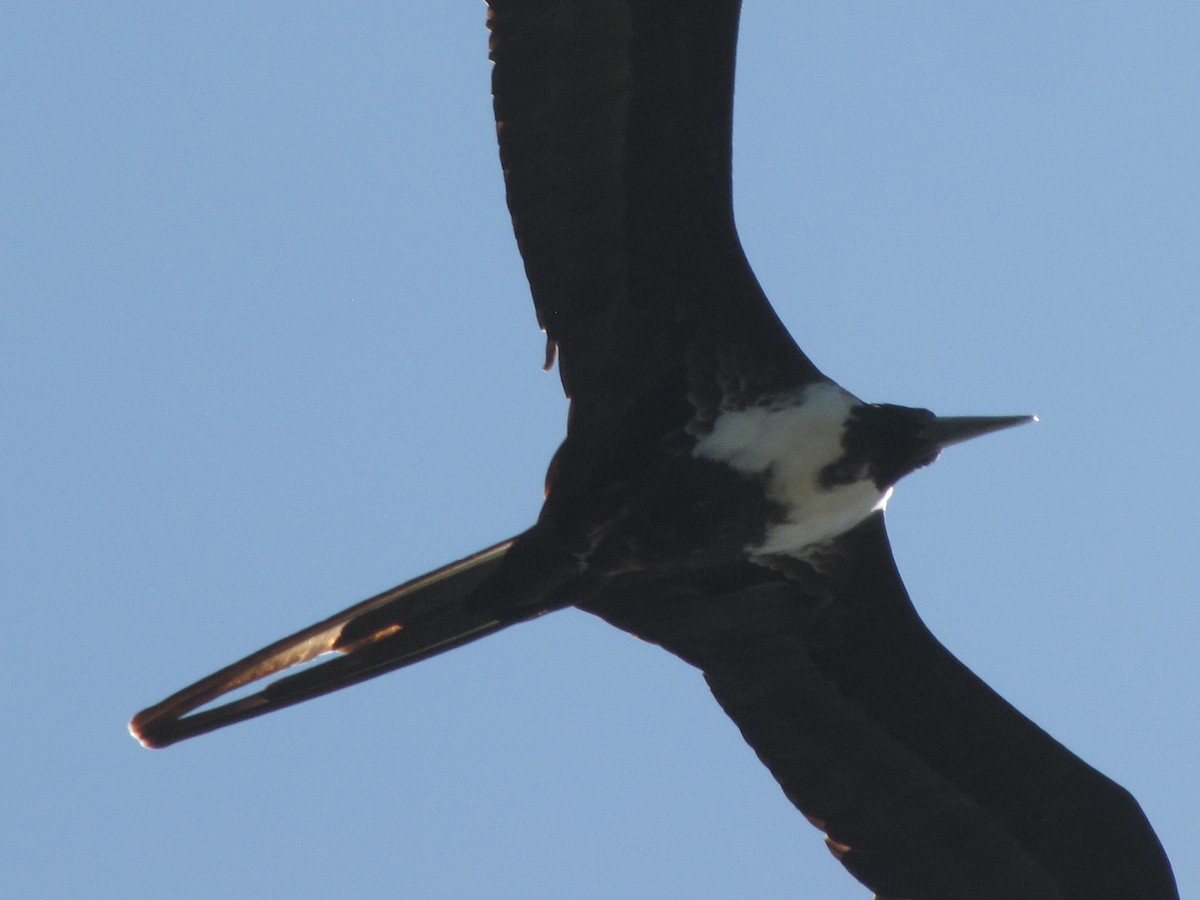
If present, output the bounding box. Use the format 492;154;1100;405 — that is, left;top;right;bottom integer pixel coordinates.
488;0;824;447
581;513;1178;899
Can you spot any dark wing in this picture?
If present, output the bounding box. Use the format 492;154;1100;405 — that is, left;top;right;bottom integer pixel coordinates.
581;513;1178;900
487;0;824;449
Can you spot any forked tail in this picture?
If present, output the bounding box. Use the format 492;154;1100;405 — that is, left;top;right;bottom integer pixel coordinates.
130;535;553;748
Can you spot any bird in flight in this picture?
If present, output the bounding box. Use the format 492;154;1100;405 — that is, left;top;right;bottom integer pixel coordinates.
131;2;1178;897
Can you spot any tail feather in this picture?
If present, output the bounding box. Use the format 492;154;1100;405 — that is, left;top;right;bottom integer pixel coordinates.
130;536;539;748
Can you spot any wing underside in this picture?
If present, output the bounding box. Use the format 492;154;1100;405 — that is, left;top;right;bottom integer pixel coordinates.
488;0;822;418
579;513;1178;899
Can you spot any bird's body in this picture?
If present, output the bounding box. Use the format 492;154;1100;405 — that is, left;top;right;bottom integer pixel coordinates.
131;2;1178;897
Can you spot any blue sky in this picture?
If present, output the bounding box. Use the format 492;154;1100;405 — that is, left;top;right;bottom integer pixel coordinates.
3;3;1196;898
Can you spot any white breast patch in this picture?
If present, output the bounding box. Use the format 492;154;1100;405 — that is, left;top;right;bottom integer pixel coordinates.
692;383;891;554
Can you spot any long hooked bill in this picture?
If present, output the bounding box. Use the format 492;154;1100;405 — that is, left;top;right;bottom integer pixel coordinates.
920;414;1037;450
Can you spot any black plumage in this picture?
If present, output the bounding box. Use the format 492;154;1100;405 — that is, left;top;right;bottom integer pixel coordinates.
131;3;1177;897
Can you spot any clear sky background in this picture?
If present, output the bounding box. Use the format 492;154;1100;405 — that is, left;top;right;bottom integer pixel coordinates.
4;3;1197;898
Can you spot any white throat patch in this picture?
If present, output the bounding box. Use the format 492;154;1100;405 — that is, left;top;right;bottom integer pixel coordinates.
692;383;891;555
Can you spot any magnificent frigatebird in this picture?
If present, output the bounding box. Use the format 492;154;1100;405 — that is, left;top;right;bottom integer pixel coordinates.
131;2;1178;897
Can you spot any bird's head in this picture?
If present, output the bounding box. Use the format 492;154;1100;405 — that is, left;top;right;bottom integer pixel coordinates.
824;404;1035;491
